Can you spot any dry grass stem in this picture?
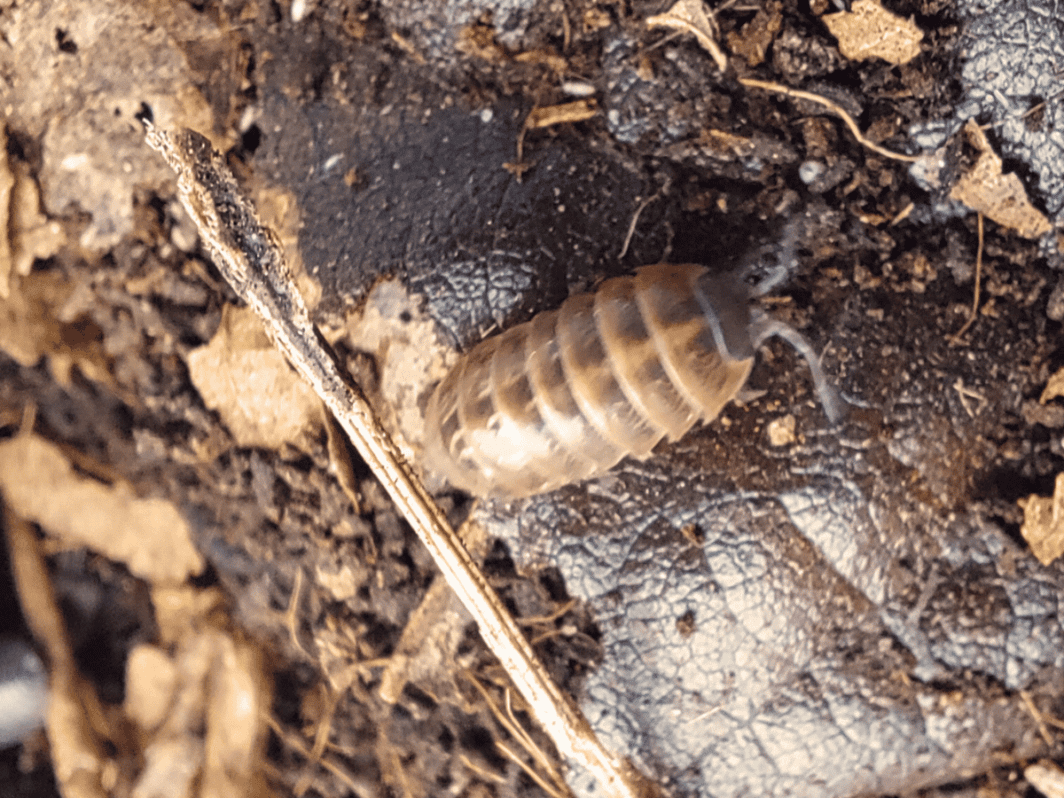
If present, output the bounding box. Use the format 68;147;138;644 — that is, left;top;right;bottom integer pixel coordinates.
619;195;658;259
285;567;310;660
1020;690;1058;748
738;78;919;163
466;673;574;798
265;714;375;798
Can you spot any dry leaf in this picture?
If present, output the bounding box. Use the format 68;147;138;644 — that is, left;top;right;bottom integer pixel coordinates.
0;434;204;583
0;127;15;299
950;120;1052;239
1040;367;1064;404
699;129;757;159
125;645;180;735
187;304;323;450
1019;472;1064;566
823;0;923;66
0;271;114;388
127;632;268;798
0;269;70;368
10;162;65;285
0;125;61;298
1027;761;1064;798
5;511;112;798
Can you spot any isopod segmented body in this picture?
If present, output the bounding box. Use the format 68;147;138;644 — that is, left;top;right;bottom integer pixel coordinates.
424;262;843;498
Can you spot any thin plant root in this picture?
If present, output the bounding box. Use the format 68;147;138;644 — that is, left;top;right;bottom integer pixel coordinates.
739;77;918;163
948;212;984;345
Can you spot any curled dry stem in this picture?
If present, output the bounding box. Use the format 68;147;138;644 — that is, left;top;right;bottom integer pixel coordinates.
738;78;919;163
646;0;728;72
640;4;918;164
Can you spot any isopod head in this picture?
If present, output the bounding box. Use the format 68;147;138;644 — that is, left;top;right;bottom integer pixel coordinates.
424;263;842;498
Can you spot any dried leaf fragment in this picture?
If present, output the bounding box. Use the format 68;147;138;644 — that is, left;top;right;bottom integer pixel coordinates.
126;590;270;798
0;128;14;298
0;126;66;298
1040;367;1064;404
823;0;923;65
5;510;112;798
0;272;114;388
0;434;203;583
1027;760;1064;798
378;518;489;704
187;304;323;450
1019;472;1064;565
342;279;454;454
950;121;1051;239
726;1;783;67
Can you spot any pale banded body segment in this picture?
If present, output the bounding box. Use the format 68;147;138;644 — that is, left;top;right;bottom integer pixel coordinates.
485;323;589;495
423;262;841;498
423;357;494;495
451;328;557;494
633;264;754;424
557;294;665;457
525;309;626;477
593;274;700;441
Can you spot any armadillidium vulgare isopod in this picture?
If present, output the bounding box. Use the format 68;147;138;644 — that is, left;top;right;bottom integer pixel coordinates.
424;262;844;498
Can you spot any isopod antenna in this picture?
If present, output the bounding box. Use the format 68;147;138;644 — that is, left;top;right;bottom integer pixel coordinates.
749;309;848;425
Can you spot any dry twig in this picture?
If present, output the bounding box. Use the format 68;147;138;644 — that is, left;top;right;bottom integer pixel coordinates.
145;125;657;798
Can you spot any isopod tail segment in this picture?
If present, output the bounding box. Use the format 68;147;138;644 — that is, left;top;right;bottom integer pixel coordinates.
423;262;847;499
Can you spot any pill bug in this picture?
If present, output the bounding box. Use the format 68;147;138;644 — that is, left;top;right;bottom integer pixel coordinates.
423;262;844;498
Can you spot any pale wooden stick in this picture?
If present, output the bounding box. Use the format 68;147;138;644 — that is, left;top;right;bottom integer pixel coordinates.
144;125;657;798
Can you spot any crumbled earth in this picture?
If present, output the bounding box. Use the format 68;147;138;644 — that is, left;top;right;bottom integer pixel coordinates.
1;1;1063;798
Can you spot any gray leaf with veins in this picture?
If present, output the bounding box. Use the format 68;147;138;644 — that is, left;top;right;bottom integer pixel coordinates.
478;453;1053;797
955;0;1064;220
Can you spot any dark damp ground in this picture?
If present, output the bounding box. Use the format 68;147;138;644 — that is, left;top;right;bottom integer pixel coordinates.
1;1;1062;797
